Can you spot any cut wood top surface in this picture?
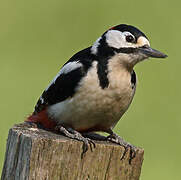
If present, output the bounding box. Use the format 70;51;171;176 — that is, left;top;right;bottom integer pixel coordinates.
2;124;144;180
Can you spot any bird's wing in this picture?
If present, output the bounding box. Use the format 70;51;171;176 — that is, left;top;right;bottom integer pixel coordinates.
33;47;94;114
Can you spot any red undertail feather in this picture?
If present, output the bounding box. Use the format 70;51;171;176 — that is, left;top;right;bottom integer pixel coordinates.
26;109;56;129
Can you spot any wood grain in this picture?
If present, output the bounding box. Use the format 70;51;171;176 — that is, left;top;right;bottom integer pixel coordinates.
1;124;144;180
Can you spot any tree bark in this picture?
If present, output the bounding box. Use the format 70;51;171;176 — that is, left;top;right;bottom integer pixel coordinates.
1;124;144;180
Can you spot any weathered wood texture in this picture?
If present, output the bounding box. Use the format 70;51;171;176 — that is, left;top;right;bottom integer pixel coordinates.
1;124;144;180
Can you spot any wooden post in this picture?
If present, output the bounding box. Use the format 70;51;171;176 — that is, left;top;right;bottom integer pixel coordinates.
1;124;144;180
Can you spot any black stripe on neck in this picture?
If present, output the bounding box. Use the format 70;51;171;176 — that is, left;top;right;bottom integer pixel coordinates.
97;57;109;89
111;47;139;54
95;36;115;89
131;70;136;89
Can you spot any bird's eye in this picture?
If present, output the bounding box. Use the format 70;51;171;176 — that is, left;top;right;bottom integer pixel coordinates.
126;35;135;43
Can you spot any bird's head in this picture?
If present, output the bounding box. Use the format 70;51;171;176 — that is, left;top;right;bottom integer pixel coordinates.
91;24;167;68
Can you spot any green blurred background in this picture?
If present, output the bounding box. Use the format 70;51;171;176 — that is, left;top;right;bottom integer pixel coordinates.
0;0;180;179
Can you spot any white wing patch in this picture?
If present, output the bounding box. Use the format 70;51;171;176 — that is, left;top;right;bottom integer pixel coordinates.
91;37;102;55
45;61;82;90
39;96;44;104
60;61;82;74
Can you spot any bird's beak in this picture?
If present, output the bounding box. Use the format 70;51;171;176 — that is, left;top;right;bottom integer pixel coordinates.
138;45;167;58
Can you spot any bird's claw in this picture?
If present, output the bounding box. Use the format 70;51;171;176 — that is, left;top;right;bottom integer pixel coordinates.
55;125;96;158
107;134;136;164
120;143;136;164
81;138;96;158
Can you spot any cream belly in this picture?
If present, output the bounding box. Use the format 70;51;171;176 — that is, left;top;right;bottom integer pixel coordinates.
48;59;136;132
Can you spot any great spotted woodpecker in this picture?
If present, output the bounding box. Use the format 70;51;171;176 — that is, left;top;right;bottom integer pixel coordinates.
26;24;167;161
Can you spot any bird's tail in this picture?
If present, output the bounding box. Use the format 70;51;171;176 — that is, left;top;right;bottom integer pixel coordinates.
25;109;56;130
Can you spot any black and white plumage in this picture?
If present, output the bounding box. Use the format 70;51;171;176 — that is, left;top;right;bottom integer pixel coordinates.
34;47;94;113
27;24;167;160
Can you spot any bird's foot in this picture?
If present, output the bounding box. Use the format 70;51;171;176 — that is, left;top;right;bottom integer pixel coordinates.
107;133;136;164
82;132;107;141
55;126;96;158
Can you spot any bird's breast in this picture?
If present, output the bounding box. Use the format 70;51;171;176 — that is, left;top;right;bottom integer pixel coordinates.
48;60;136;132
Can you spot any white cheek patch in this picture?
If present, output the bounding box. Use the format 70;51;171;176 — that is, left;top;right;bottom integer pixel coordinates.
91;37;102;54
137;36;150;47
105;30;150;49
106;30;126;49
46;61;82;90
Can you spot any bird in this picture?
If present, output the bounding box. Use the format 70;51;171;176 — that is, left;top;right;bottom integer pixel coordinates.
26;24;167;161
